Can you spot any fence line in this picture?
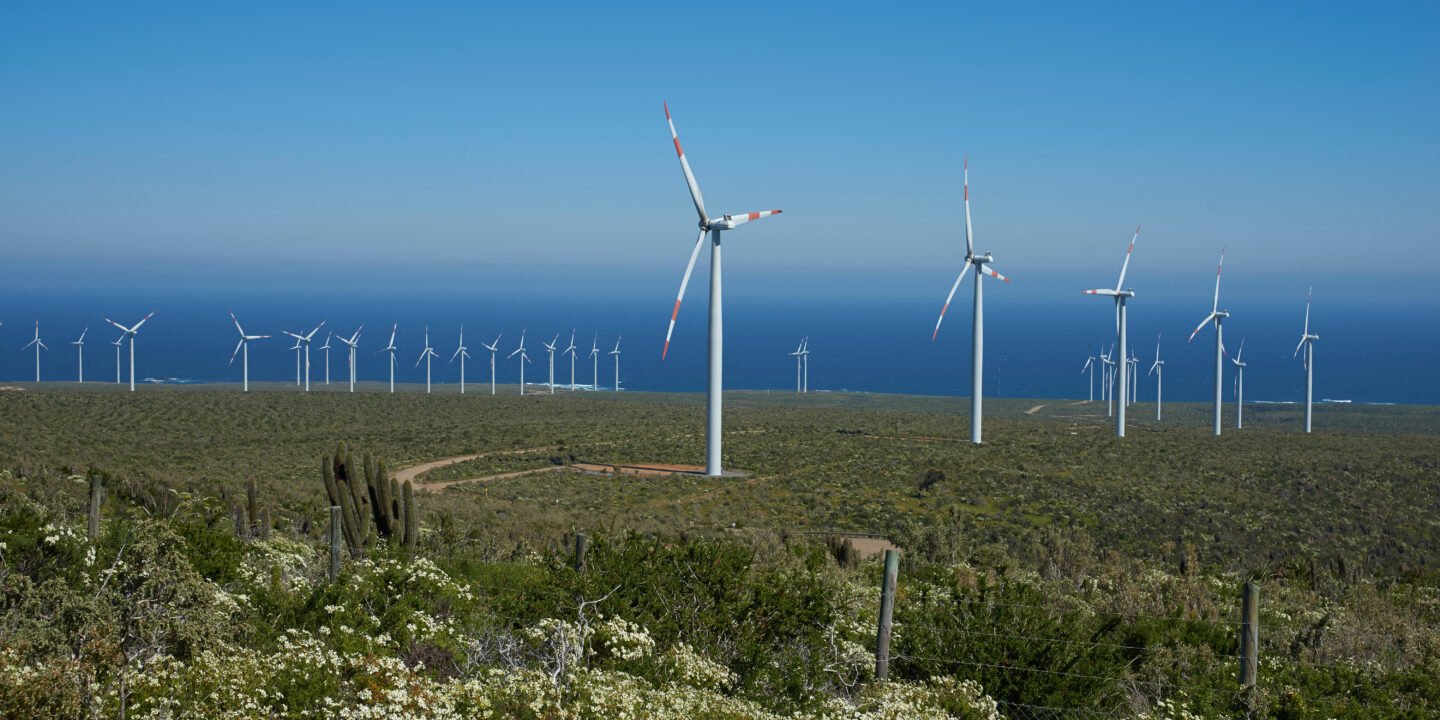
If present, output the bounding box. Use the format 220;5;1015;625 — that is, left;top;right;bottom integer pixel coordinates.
893;623;1245;660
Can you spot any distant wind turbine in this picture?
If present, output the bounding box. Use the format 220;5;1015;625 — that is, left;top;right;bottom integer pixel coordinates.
589;334;599;390
112;335;123;384
1081;353;1096;402
381;323;399;393
229;312;270;392
1101;345;1117;418
563;330;577;390
338;325;362;392
71;328;87;383
789;339;804;393
1083;226;1140;438
282;321;325;392
610;337;622;391
416;325;438;394
543;334;559;393
1228;338;1247;429
1187;248;1230;436
22;321;47;382
1149;335;1165;421
451;326;470;394
481;334;501;395
1295;288;1319;434
800;337;809;393
931;157;1012;444
660;102;783;476
104;312;155;392
508;330;530;395
319;332;333;385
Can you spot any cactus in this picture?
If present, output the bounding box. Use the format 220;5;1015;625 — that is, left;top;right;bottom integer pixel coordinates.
402;479;417;550
246;477;260;537
321;443;416;555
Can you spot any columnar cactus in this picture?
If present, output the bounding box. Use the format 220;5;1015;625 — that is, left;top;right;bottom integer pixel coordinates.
321;443;417;555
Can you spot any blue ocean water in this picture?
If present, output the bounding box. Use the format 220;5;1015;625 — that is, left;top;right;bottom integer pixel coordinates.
0;283;1435;406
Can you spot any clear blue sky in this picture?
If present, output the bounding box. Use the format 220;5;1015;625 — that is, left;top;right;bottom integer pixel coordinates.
1;2;1436;303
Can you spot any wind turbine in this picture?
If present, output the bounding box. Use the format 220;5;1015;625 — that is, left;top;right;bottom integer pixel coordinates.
542;334;559;393
71;328;87;383
451;326;470;394
610;337;622;391
800;337;809;393
789;339;804;393
319;332;332;385
1149;335;1165;421
1129;350;1139;406
22;321;47;382
1081;353;1096;402
589;334;599;389
282;321;325;392
338;325;362;392
1187;248;1229;436
508;331;530;395
1228;338;1247;429
112;335;123;385
381;323;399;393
104;312;155;392
416;325;438;394
931;157;1012;445
660;102;784;476
1083;226;1139;437
1295;287;1319;433
1101;345;1116;418
563;330;577;390
481;334;501;395
229;312;270;392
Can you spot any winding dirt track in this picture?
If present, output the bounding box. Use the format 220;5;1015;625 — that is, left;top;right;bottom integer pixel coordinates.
395;446;562;493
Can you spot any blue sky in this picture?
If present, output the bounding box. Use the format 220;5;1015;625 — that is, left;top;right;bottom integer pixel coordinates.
1;2;1437;304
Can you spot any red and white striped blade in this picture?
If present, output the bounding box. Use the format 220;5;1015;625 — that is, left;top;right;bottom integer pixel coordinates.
664;102;708;224
1188;312;1216;343
963;156;974;258
931;260;972;341
1302;286;1312;337
662;229;708;360
724;209;783;227
1083;289;1118;296
230;312;245;337
133;311;155;332
1211;247;1226;313
981;265;1010;283
230;338;244;366
1115;225;1140;290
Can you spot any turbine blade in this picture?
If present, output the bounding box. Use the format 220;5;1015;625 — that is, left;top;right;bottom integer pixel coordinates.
932;260;972;341
230;338;244;366
1083;289;1119;296
132;311;155;332
1212;247;1226;313
1302;286;1312;336
662;228;707;360
1115;225;1139;290
980;265;1010;283
963;155;974;257
664;102;708;224
1294;336;1306;358
722;209;783;227
1188;313;1216;343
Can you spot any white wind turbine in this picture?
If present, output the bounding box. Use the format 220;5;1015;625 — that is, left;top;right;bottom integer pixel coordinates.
508;330;530;395
1083;226;1139;437
563;330;577;390
229;312;270;392
1295;288;1319;433
416;325;438;394
931;157;1012;444
338;325;363;392
610;336;622;391
282;321;325;392
381;323;399;393
112;335;124;385
542;334;559;393
1081;352;1096;402
660;102;783;476
1101;345;1117;418
451;326;470;394
789;339;804;393
104;312;155;392
1129;350;1139;407
22;321;47;382
482;334;501;395
1228;338;1247;429
589;334;599;389
319;332;332;385
800;337;809;393
1187;248;1230;436
72;328;87;383
1149;335;1165;421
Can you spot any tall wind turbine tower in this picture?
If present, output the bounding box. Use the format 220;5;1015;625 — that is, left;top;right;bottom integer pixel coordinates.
1101;345;1116;418
1081;354;1096;402
338;326;362;392
1295;288;1319;433
112;335;123;384
931;158;1012;444
789;339;804;393
482;335;501;395
563;331;577;390
800;337;809;393
22;321;47;382
589;334;599;389
381;323;399;393
1083;226;1139;437
1148;335;1165;421
319;332;332;385
229;313;270;392
451;326;470;394
1229;339;1247;429
542;334;559;393
71;328;87;383
660;102;783;476
104;312;155;392
508;331;530;395
282;322;325;392
610;337;622;391
1187;248;1230;436
416;325;438;394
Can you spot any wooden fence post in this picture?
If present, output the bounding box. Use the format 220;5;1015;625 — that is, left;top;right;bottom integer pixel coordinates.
329;506;342;583
574;533;588;572
875;549;900;680
1239;581;1259;694
88;474;103;540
